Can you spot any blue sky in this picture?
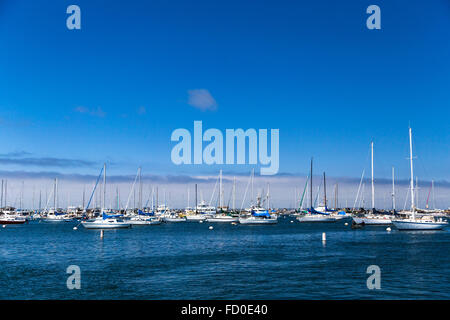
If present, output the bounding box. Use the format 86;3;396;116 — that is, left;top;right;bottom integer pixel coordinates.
0;1;450;207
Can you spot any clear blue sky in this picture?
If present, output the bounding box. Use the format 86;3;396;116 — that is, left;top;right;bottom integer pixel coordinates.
1;0;449;182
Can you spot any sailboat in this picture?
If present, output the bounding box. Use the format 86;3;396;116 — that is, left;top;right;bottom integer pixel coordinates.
43;178;72;222
392;128;448;230
238;170;277;225
297;159;337;223
207;170;238;223
81;164;131;229
185;184;215;221
126;168;161;225
351;142;392;226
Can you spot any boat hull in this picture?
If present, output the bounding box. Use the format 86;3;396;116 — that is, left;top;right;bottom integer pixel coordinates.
239;217;278;225
185;215;209;221
296;215;336;223
128;219;161;225
352;217;392;225
207;217;239;223
0;219;27;225
81;221;131;229
392;220;448;230
163;217;186;222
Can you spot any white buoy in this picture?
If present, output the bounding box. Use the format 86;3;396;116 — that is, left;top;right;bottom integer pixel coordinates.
100;230;104;238
209;226;213;230
290;220;294;223
386;227;392;232
344;222;348;226
199;220;204;223
2;225;6;228
73;226;78;230
322;232;326;241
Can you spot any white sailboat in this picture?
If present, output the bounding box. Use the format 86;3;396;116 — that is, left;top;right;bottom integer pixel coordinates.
238;170;277;225
81;164;131;229
351;142;392;226
297;159;337;223
392;128;448;231
43;178;72;222
207;170;238;223
126;168;161;225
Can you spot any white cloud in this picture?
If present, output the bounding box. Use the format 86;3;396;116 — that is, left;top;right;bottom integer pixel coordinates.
187;89;218;111
74;106;106;118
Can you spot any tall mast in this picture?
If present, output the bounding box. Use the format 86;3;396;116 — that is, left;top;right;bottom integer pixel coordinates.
432;180;435;210
116;186;120;210
409;127;415;218
151;187;155;211
310;158;313;209
251;168;254;205
54;178;57;209
219;169;223;208
138;167;142;210
195;184;198;213
371;141;375;211
392;167;396;211
38;190;42;214
103;163;106;210
334;183;338;209
323;172;327;208
267;182;270;209
232;177;236;210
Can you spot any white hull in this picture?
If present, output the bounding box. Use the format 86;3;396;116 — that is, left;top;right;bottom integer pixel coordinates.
128;219;161;225
297;215;336;223
42;217;73;222
81;220;131;229
207;216;239;223
185;215;209;221
163;217;186;222
392;219;448;230
352;216;392;225
239;217;278;225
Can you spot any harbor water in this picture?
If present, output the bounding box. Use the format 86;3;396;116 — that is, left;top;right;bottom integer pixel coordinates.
1;217;449;299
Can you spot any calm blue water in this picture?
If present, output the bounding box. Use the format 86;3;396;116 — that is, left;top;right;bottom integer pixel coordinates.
0;217;449;299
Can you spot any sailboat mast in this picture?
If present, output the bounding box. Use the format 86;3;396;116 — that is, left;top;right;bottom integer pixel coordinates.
39;190;42;214
251;168;254;205
103;163;106;210
392;167;396;211
371;141;375;211
138;167;142;210
323;172;327;208
409;127;415;217
219;169;222;208
232;176;236;210
195;184;198;213
310;158;313;209
54;178;57;209
432;180;435;209
116;186;120;210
